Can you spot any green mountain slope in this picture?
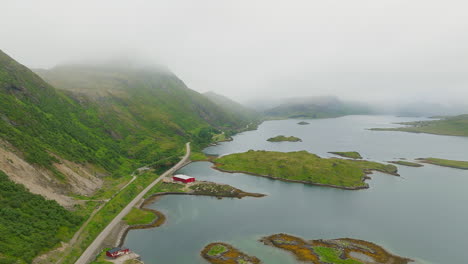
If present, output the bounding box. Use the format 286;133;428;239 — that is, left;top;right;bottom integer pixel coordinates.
0;50;126;174
0;50;253;263
203;91;261;124
36;65;253;160
263;96;371;119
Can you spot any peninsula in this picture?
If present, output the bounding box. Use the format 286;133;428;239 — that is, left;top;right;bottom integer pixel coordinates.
213;150;398;189
329;151;363;159
416;157;468;170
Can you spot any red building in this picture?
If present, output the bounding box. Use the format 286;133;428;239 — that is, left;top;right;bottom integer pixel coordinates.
173;174;195;183
106;247;130;258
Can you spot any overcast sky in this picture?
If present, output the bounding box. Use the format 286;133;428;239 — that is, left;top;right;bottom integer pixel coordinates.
2;0;468;104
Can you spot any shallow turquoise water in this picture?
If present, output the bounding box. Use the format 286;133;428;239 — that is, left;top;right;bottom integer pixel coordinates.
124;115;468;264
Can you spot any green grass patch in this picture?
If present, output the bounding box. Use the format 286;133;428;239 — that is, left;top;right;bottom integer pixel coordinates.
207;244;228;256
267;135;302;142
214;150;397;188
190;151;208;161
329;151;362;159
314;247;362;264
417;158;468;170
144;182;185;198
123;207;156;226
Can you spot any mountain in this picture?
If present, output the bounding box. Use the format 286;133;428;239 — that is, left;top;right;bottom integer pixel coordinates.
263;96;371;119
203;91;260;127
36;64;253;156
0;50;252;263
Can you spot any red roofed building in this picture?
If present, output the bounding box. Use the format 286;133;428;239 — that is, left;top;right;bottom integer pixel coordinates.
173;174;195;183
106;247;130;258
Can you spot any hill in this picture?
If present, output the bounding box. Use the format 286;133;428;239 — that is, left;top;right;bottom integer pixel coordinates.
203;91;260;126
263;96;371;119
36;65;254;155
370;115;468;137
0;50;253;263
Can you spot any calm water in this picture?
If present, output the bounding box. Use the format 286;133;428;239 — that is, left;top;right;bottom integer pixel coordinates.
124;115;468;264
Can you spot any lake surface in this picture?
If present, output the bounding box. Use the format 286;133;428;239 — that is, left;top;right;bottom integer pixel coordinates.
124;115;468;264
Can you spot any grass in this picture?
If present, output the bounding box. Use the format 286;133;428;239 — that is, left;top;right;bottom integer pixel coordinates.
89;248;112;264
57;172;162;264
214;150;398;189
314;247;362;264
123;207;156;226
267;135;302;142
389;161;423;167
190;151;209;161
417;158;468;169
207;244;228;256
370;115;468;137
329;151;362;159
144;182;185;198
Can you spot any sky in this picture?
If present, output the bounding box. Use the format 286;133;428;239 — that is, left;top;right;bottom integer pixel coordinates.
1;0;468;105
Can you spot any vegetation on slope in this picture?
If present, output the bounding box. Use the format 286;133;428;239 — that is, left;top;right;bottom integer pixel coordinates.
267;135;302;142
329;151;363;159
416;158;468;170
0;170;82;263
0;50;127;175
370;115;468;137
214;150;398;189
37;65;254;160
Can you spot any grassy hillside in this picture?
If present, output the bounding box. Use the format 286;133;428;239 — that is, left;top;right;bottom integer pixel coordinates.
263;96;371;119
37;65;254;157
0;50;253;263
0;50;127;174
203;91;261;127
370;115;468;137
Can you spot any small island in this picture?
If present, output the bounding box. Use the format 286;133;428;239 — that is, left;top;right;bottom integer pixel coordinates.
213;150;398;190
201;242;261;264
388;161;423;167
329;151;362;159
416;157;468;170
260;233;413;264
298;121;310;125
267;135;302;142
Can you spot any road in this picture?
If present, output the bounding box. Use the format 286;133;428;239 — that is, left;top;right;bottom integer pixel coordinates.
75;142;191;264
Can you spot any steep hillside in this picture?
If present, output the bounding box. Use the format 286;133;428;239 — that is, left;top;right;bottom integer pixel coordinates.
203;91;261;125
36;64;253;157
263;96;371;119
0;50;253;263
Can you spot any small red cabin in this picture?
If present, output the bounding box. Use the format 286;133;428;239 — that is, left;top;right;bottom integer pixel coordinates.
173;174;195;183
106;247;130;258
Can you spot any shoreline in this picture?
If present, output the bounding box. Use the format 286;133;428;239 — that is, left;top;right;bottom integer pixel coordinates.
116;189;265;248
212;164;400;190
211;166;370;190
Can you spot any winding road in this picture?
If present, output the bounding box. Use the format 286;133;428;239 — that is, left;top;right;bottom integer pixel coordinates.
75;142;191;264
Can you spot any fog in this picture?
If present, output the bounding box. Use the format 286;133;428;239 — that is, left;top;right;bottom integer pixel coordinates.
2;0;468;107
